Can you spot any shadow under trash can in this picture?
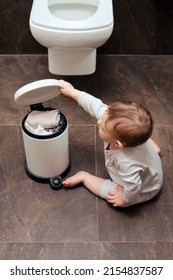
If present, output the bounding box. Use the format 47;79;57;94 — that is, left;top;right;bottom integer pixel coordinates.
14;79;70;190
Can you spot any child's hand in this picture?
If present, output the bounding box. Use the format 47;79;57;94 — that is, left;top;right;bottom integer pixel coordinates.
59;80;81;101
148;138;161;154
106;186;129;207
59;80;75;97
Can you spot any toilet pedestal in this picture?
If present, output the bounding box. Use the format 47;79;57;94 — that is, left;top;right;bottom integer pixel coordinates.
48;47;96;75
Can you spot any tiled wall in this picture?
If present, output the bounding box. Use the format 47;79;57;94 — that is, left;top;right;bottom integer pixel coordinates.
1;0;173;54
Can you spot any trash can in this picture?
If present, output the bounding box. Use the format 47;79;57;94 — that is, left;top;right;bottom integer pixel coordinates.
14;79;70;190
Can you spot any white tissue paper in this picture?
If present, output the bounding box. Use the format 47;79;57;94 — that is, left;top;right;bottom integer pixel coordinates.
25;110;61;135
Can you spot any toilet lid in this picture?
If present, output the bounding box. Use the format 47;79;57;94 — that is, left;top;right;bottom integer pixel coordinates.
14;79;62;105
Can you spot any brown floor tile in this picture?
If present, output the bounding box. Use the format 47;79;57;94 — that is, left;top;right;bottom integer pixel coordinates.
0;55;173;259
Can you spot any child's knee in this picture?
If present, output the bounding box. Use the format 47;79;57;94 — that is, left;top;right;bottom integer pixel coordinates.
100;179;118;199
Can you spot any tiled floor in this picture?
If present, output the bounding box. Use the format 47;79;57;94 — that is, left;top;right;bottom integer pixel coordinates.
0;54;173;259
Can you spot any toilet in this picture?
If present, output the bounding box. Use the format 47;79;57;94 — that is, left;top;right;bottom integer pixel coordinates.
29;0;114;75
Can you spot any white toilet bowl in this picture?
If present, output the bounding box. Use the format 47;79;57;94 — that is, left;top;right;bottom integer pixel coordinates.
29;0;114;75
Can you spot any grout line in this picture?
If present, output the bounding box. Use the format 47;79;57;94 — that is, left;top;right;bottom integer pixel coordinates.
69;124;95;127
1;54;173;58
1;123;173;127
0;241;170;244
94;124;99;243
0;124;21;127
94;125;98;177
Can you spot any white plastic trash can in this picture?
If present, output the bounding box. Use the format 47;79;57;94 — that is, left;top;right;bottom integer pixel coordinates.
14;79;70;190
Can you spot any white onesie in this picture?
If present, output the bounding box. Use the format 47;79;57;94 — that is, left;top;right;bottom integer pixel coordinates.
78;91;163;206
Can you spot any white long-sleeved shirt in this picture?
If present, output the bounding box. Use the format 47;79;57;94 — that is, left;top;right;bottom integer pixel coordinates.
78;91;163;204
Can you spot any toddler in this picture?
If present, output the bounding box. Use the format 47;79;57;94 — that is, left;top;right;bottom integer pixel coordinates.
60;81;163;207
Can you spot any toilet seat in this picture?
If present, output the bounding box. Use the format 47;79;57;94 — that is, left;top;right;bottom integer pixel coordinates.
30;0;113;31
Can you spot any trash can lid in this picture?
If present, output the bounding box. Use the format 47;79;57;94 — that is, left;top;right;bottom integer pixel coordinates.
14;79;62;105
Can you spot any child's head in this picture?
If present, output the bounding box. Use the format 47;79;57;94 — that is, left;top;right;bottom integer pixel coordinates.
99;101;153;148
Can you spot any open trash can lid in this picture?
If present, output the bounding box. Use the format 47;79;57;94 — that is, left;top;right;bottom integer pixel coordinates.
14;79;62;105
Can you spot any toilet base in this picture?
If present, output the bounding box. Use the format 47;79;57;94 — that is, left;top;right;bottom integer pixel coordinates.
48;47;96;75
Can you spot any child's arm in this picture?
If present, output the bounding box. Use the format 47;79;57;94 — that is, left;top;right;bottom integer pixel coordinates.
60;80;107;120
63;171;106;197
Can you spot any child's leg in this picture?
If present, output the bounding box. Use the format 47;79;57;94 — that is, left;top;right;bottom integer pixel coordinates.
148;138;161;154
63;171;105;197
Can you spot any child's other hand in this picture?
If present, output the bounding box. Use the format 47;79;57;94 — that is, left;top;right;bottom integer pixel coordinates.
106;186;129;207
148;138;161;154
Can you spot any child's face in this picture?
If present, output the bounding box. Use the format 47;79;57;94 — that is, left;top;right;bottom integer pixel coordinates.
97;111;115;143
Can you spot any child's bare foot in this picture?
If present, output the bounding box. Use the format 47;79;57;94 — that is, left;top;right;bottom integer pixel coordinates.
62;171;84;187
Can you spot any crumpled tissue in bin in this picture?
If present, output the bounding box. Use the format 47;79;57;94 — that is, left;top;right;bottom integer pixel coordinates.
25;110;61;135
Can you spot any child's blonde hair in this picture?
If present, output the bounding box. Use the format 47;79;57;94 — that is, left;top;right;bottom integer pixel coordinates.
106;101;153;147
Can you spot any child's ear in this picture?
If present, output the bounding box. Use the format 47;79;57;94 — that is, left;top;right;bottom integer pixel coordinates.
114;140;123;148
